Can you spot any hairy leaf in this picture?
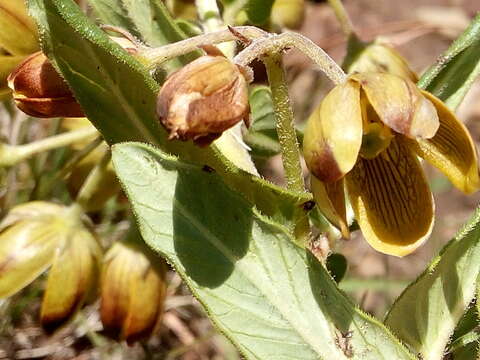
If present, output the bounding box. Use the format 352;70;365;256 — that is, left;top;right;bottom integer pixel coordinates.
27;0;310;228
112;142;415;360
385;208;480;360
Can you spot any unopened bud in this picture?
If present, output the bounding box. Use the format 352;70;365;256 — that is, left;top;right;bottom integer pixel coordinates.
157;55;250;147
100;240;167;344
7;51;84;118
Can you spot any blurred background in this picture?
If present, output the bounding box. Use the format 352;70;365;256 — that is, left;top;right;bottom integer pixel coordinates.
0;0;479;358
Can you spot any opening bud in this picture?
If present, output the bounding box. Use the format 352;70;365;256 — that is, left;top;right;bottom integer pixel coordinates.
7;51;84;118
157;55;250;147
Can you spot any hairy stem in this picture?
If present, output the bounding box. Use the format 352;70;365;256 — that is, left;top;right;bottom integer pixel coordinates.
234;31;346;85
264;54;310;242
141;26;267;66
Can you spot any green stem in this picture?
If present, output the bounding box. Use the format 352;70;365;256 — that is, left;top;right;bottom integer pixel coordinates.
327;0;355;38
0;126;98;167
75;150;111;212
264;54;310;242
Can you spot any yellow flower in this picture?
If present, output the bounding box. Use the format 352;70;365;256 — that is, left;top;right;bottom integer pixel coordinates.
100;238;167;344
0;202;102;330
303;72;480;257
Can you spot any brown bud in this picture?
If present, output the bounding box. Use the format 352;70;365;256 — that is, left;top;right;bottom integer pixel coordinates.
7;51;84;118
157;55;250;147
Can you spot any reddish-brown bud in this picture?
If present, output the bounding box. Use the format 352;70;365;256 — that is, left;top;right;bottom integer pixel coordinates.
157;55;250;146
7;51;84;118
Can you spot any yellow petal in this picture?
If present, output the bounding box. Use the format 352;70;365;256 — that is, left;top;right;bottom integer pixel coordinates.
346;138;434;257
406;91;480;194
303;80;362;182
352;73;439;139
311;176;349;237
41;228;102;331
346;42;418;82
0;220;59;297
0;0;38;55
101;241;166;344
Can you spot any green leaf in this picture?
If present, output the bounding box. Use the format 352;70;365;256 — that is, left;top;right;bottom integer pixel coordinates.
88;0;200;71
244;86;281;158
85;0;139;38
384;208;480;360
27;0;311;228
112;142;415;360
418;14;480;110
246;0;274;26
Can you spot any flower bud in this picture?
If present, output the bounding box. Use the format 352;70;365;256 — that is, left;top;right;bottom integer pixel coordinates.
100;239;167;344
7;52;85;118
0;202;102;331
157;55;250;146
40;216;102;332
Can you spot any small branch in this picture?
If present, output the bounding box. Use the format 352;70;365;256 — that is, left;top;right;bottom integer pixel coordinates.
141;26;268;66
234;31;346;85
75;150;111;212
0;126;99;168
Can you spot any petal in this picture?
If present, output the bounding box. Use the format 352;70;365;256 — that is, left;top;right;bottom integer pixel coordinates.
406;91;480;194
352;73;439;139
347;42;418;81
41;228;102;331
346;138;434;257
0;220;58;297
311;176;349;237
303;80;363;182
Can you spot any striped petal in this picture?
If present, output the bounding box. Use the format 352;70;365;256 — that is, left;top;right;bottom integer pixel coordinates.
303;80;363;182
407;91;480;194
311;176;349;238
346;138;434;257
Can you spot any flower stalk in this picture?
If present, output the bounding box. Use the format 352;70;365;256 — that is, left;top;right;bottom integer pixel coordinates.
141;26;267;66
0;126;98;168
234;31;346;85
264;54;310;243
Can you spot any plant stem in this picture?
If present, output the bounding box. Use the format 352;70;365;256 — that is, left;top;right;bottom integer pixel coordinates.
327;0;355;38
0;126;99;167
75;150;111;212
234;31;346;85
264;54;310;242
141;26;267;66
